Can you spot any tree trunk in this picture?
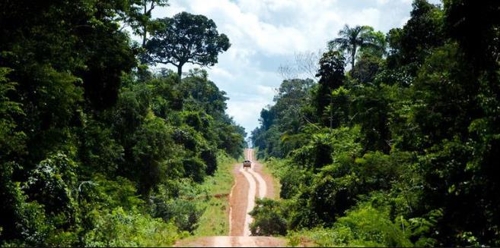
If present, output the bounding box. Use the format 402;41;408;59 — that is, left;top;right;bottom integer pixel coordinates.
351;44;356;69
329;95;333;129
177;64;183;82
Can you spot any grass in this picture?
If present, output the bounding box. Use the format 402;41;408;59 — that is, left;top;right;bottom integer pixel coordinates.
286;228;331;247
260;157;282;200
187;149;283;238
191;153;239;237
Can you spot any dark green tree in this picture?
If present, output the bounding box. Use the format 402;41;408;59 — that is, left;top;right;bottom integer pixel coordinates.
350;83;391;153
386;0;444;76
127;0;170;47
145;12;231;79
328;25;384;70
249;198;288;236
444;0;500;73
314;50;346;127
350;53;383;84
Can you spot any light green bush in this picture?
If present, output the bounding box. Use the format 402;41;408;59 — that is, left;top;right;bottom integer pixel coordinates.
84;207;185;247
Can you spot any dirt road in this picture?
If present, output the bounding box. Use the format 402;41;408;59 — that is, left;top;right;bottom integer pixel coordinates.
175;149;286;247
236;149;267;236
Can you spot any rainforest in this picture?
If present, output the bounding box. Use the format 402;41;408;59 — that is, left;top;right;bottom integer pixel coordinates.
1;0;500;247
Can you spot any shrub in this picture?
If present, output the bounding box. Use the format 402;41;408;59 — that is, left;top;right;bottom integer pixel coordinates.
84;207;183;247
249;198;287;236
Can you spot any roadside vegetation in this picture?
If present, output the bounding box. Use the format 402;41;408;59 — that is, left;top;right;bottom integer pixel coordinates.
250;0;500;246
193;153;237;237
2;0;499;246
0;0;245;246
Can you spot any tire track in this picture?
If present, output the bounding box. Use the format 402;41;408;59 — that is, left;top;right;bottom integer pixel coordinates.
246;148;267;199
239;167;256;236
175;148;287;247
247;168;266;199
238;148;268;237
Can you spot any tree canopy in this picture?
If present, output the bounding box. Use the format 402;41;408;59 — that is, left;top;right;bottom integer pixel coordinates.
2;0;500;246
145;11;231;80
0;1;243;246
251;0;500;246
328;25;384;70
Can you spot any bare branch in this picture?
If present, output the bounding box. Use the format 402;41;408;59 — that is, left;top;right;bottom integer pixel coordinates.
277;50;322;81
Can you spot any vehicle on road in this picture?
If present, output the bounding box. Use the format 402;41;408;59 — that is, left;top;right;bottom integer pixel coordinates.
243;160;251;168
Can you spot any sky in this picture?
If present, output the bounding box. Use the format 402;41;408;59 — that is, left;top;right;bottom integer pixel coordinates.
150;0;441;139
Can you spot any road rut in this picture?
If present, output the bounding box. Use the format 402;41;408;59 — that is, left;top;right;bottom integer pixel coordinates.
175;149;286;247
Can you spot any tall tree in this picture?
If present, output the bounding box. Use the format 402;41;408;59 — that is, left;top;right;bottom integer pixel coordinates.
314;50;346;127
128;0;170;48
145;11;231;80
386;0;444;76
0;0;137;244
328;25;383;70
444;0;500;73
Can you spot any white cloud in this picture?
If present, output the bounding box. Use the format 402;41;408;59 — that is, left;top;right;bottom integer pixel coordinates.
350;8;382;28
210;66;234;80
399;16;411;27
256;85;276;98
150;0;440;136
226;98;268;134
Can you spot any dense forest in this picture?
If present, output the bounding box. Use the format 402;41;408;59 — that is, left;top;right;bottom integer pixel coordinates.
250;0;500;246
0;0;245;246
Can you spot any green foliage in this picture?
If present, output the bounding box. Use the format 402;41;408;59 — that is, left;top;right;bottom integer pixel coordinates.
76;118;124;176
252;2;500;246
146;12;231;78
0;0;244;245
131;113;176;195
306;202;413;247
148;73;183;115
278;162;310;200
84;207;182;247
314;51;346;127
0;67;25;157
444;0;500;72
0;162;53;246
149;179;204;233
151;198;203;234
193;152;234;236
126;0;170;48
351;83;392;153
12;198;55;246
201;149;218;176
350;53;383;84
328;25;385;69
251;79;316;157
22;153;78;230
324;86;350;129
386;0;444;76
333;202;411;247
249;198;288;236
182;156;207;183
286;195;438;247
316;50;345;90
85;174;144;211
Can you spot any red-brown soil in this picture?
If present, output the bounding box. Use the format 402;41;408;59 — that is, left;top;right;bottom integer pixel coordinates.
174;149;286;247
